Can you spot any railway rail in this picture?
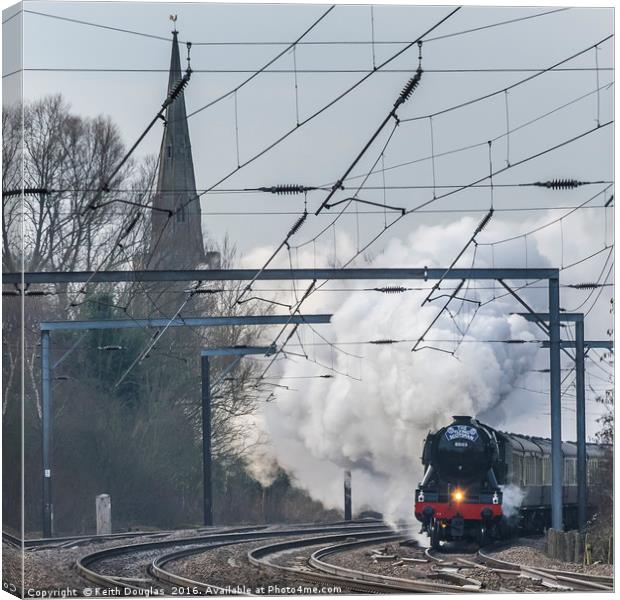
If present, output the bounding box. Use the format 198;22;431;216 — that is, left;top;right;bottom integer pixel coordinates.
10;522;613;594
425;544;614;592
75;522;388;593
300;533;485;592
2;529;180;550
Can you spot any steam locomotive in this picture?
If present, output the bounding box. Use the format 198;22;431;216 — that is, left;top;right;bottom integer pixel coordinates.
414;416;606;548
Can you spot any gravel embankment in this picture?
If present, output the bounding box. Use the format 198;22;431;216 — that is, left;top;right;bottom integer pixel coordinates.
166;536;349;594
487;538;614;578
325;541;564;592
2;528;237;594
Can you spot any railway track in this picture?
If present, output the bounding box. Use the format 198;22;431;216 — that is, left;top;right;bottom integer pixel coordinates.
425;544;614;592
76;521;388;594
2;529;179;550
300;533;485;592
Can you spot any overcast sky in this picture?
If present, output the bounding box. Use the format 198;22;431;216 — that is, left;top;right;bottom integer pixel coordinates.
2;1;615;438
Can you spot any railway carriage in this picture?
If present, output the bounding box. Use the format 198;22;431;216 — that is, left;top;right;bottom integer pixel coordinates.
414;416;607;548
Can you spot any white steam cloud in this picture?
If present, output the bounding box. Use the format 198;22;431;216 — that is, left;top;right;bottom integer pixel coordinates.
500;484;526;519
238;212;607;520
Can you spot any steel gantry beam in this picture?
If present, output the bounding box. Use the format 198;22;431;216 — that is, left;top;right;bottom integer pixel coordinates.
38;317;328;537
18;265;569;532
4;267;559;285
40;314;332;331
199;346;276;526
517;312;614;530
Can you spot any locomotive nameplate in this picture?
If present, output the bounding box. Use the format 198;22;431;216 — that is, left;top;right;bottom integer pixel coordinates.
445;425;479;442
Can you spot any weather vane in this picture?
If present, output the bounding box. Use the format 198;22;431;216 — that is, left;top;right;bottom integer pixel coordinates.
170;14;178;33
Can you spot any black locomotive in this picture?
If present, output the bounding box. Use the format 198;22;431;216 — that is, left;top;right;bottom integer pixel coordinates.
414;416;606;548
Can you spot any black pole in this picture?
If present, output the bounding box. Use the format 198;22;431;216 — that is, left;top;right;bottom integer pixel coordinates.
575;319;587;530
41;330;53;537
201;355;213;526
344;470;352;521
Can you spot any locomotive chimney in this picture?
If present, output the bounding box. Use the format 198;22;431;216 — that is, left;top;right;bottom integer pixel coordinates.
452;415;473;424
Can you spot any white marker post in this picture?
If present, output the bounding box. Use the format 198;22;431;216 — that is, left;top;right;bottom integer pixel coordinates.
96;494;111;535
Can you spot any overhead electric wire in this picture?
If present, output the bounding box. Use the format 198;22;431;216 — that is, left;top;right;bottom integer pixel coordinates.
12;281;612;299
312;10;453;217
316;122;613;299
219;8;463;380
583;260;614;318
566;246;614;312
45;204;615;219
23;6;567;46
13;66;612;75
405;121;612;216
336;81;613;187
477;184;614;247
182;5;335;120
401;33;613;123
422;7;569;43
478;245;615;309
14;179;613;195
223;7;460;302
292;121;400;251
146;5;460;281
262;117;613;370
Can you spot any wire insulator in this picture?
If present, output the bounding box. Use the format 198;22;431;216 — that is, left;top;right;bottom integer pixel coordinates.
374;286;408;294
394;67;423;108
259;184;316;195
369;339;397;345
123;215;140;236
3;290;51;296
2;187;49;197
163;70;192;108
287;211;307;238
186;288;224;294
474;208;494;235
568;282;602;290
533;179;584;190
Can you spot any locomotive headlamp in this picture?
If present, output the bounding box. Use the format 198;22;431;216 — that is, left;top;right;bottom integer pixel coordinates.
452;489;465;503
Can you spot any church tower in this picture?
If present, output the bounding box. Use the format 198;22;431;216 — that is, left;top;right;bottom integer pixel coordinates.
149;26;206;270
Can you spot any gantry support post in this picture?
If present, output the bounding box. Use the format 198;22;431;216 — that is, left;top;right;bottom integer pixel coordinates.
41;330;53;538
548;276;563;530
199;346;276;527
344;470;352;521
575;317;587;530
516;311;606;532
201;354;213;527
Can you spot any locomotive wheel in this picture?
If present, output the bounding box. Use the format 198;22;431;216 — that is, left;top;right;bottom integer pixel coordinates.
430;521;441;550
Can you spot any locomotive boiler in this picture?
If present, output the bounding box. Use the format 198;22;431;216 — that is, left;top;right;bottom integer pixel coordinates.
414;416;606;548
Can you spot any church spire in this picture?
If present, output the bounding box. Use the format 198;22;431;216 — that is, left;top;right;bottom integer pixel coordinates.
149;25;205;269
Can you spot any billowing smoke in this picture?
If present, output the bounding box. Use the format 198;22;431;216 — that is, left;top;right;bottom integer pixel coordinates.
500;484;526;519
238;212;603;519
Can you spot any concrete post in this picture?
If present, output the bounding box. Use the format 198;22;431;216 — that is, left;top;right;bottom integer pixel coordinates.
96;494;112;535
344;470;352;521
201;355;213;526
548;277;563;531
41;330;53;537
575;318;587;530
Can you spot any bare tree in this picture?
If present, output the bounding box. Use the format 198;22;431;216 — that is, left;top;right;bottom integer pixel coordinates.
3;95;135;276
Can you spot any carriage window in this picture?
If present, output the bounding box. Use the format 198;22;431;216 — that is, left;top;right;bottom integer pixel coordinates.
543;456;551;485
563;458;577;485
587;458;599;484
